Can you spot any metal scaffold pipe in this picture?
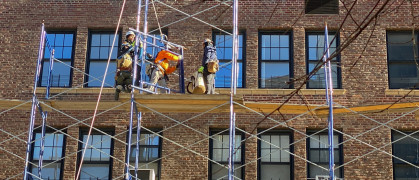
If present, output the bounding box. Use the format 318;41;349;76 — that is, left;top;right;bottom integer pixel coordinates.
323;23;335;180
228;0;239;179
126;0;143;179
23;23;46;180
139;0;150;94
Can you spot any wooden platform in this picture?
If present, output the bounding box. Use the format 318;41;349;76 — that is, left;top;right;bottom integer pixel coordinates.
1;94;419;116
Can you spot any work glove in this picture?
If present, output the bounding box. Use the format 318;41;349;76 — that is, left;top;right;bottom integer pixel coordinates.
116;69;121;76
198;66;204;73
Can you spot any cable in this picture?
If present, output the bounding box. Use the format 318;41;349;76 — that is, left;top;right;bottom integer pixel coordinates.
75;1;128;179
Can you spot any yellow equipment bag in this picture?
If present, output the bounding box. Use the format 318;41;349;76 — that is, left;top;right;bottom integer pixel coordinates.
207;61;219;73
118;53;132;69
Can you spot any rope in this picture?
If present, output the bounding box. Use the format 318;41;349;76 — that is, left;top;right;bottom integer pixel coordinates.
75;1;127;178
151;0;164;38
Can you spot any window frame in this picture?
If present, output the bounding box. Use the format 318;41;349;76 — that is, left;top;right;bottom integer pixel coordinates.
258;31;294;89
126;128;162;180
391;130;419;180
39;31;76;88
28;129;66;180
305;0;339;14
257;130;294;180
305;31;342;89
386;31;419;89
77;128;114;180
208;130;245;180
306;130;344;179
212;30;247;88
85;30;122;87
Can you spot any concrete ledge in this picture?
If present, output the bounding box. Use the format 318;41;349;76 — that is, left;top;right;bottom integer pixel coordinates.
36;87;116;94
217;89;346;95
385;89;419;96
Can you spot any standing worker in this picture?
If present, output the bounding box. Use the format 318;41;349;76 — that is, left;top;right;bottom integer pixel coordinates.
201;38;219;94
147;49;182;93
115;31;140;100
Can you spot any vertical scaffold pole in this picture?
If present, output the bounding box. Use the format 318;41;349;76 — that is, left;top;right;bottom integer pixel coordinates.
135;111;142;180
323;23;335;180
46;49;54;99
179;47;185;93
37;105;47;179
228;0;239;179
140;0;150;94
24;23;46;180
126;0;143;179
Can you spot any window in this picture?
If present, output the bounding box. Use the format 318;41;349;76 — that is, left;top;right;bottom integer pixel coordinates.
259;32;293;89
258;131;292;180
78;129;113;180
209;130;244;180
387;31;419;89
213;31;245;88
29;131;65;180
40;32;75;87
86;31;120;87
305;0;339;14
306;32;341;89
392;131;419;179
307;131;343;178
128;130;162;180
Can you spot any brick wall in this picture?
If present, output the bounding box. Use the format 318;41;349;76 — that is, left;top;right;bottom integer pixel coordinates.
1;0;419;179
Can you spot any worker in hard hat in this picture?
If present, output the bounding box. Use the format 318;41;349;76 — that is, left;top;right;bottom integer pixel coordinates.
115;30;141;100
201;38;219;94
147;49;182;93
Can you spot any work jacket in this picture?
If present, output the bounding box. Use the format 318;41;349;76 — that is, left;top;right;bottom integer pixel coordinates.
202;44;217;66
154;50;180;74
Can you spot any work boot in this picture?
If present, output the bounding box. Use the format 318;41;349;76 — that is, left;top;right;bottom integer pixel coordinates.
115;85;123;100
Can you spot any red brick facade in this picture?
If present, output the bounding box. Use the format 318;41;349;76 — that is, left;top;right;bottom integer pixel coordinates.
1;0;419;179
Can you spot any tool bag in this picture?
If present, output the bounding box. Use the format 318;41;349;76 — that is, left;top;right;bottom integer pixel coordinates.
207;60;219;73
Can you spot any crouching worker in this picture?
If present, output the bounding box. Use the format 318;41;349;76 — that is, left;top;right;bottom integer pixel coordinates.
115;31;138;100
147;49;182;93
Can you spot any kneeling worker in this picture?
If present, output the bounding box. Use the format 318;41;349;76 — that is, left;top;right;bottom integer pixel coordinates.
147;49;182;93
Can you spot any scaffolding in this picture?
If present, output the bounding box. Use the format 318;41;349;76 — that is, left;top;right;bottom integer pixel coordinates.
0;0;418;180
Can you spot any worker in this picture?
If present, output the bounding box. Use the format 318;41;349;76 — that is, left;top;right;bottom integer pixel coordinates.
147;49;182;93
201;38;219;94
115;30;141;100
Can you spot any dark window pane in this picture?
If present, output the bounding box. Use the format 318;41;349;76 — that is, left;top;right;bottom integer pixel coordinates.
91;34;101;46
41;61;71;87
262;35;270;47
31;163;61;180
260;164;291;180
88;61;116;87
80;164;109;180
224;47;232;59
305;0;338;14
388;63;419;89
271;48;280;60
90;47;100;59
55;47;63;59
261;62;290;88
271;35;280;47
216;62;243;88
394;164;419;179
308;62;339;89
101;34;110;46
261;48;270;60
388;33;416;61
99;47;110;59
47;34;55;46
211;163;242;180
280;48;289;60
64;34;73;46
224;35;233;47
55;34;64;46
63;47;72;59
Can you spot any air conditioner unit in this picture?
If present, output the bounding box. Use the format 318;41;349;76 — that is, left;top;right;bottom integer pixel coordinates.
129;169;155;180
315;175;344;180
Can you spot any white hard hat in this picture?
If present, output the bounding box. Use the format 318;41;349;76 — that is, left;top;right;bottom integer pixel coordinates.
126;31;135;37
